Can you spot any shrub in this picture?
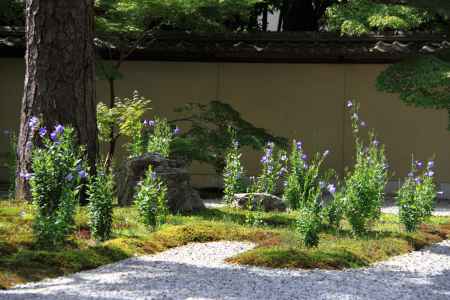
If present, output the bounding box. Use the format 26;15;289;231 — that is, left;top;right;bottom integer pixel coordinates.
145;117;176;158
397;159;437;232
343;101;388;235
283;140;330;210
297;206;321;248
27;122;86;247
87;165;115;241
97;91;152;158
250;142;287;195
135;165;168;229
324;189;345;228
223;138;245;206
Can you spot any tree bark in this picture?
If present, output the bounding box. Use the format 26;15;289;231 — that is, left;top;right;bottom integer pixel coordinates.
16;0;97;201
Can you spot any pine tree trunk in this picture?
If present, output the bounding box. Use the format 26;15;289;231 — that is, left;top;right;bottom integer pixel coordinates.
16;0;97;201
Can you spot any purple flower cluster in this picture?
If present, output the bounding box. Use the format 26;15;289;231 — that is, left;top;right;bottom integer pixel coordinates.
50;124;64;141
277;167;288;176
38;127;47;138
28;116;39;131
346;100;353;108
260;142;274;164
20;171;33;180
143;119;155;127
346;100;369;131
409;159;435;185
65;173;74;181
64;169;87;182
327;184;336;194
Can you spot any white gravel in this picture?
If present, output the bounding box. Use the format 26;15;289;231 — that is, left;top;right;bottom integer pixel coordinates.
382;198;450;216
205;198;450;216
2;239;450;300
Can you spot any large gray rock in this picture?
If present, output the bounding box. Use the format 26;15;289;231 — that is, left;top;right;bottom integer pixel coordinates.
233;193;287;212
118;153;205;213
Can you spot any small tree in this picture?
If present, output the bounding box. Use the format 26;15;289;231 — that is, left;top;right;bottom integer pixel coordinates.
377;55;450;130
375;1;450;130
171;101;287;174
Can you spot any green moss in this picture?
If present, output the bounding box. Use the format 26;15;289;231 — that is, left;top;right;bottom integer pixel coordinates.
0;200;449;289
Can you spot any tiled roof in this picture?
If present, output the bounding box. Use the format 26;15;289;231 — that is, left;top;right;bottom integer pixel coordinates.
1;26;449;63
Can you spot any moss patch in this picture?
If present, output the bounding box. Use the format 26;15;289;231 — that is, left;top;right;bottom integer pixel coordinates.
0;200;449;289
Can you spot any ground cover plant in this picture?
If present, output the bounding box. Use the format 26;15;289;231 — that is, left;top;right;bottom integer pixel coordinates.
0;200;449;289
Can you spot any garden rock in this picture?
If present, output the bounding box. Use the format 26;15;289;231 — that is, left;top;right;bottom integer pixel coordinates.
118;153;204;213
233;193;287;212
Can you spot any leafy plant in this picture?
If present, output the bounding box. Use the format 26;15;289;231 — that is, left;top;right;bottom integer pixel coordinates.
377;55;450;131
134;165;168;229
343;101;389;236
171;101;288;174
27;122;87;247
297;206;321;248
324;188;345;228
283;140;331;210
97;90;152;159
145;117;176;158
397;158;437;232
223;136;245;206
250;142;287;195
326;0;432;36
87;165;115;241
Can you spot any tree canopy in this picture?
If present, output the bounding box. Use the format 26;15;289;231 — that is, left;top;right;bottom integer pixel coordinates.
375;2;450;130
3;0;446;34
95;0;261;34
325;0;433;36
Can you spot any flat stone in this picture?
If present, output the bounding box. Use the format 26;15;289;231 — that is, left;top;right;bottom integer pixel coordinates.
233;193;287;212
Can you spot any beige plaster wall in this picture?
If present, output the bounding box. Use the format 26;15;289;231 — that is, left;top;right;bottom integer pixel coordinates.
1;58;449;188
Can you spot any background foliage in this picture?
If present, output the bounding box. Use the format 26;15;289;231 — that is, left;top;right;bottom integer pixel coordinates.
326;0;432;36
171;101;288;174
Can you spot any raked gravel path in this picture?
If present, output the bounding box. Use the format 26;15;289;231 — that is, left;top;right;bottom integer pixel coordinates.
2;239;450;300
